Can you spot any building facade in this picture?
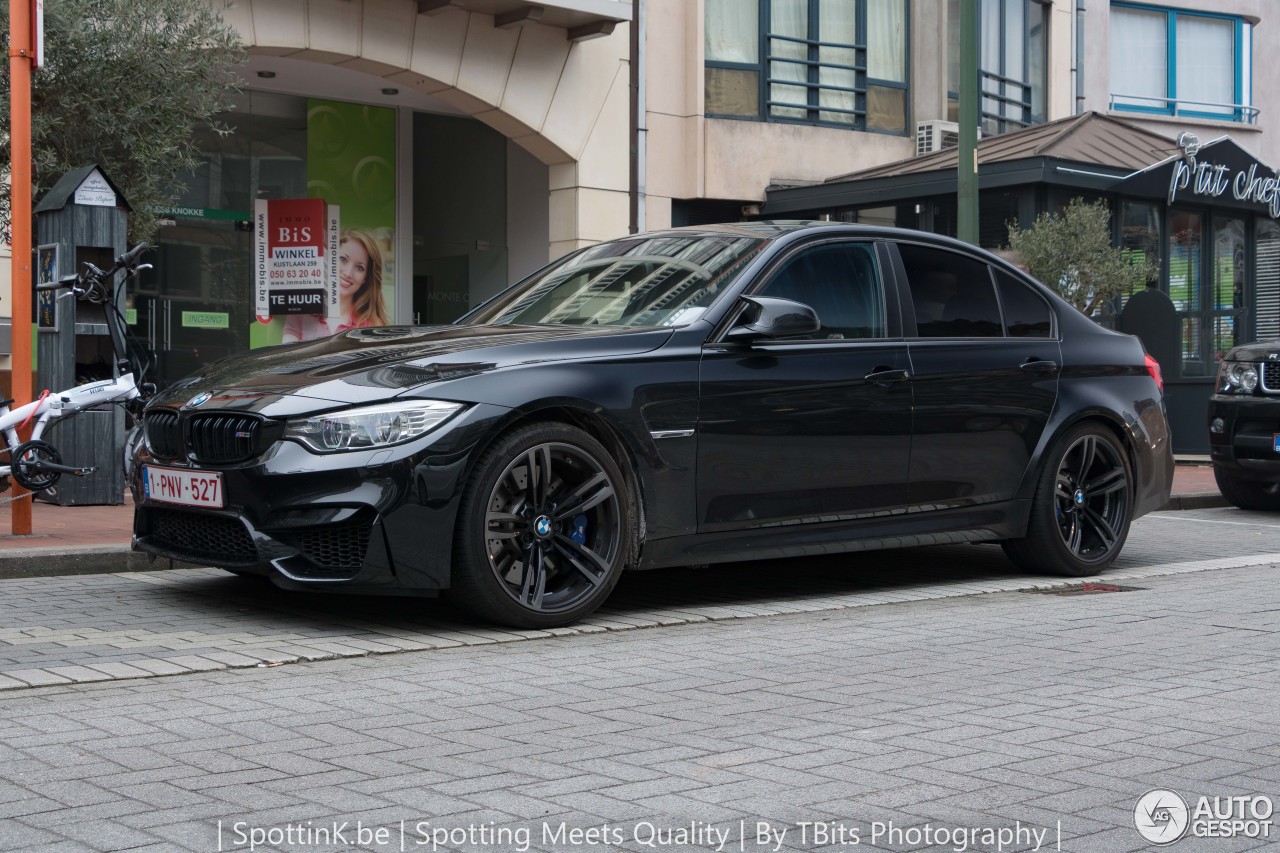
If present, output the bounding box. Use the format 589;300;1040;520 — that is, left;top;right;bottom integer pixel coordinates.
3;0;1275;452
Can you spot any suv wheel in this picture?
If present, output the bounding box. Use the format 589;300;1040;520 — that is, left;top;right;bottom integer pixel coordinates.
1214;466;1280;511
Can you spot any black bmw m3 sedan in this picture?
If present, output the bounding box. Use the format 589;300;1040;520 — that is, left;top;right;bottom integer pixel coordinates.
132;222;1174;627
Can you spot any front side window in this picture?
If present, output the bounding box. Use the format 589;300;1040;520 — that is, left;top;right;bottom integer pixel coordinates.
705;0;908;133
754;241;886;340
1110;3;1254;123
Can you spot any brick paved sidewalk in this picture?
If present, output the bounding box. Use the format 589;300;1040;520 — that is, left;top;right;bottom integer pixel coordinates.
1;563;1277;852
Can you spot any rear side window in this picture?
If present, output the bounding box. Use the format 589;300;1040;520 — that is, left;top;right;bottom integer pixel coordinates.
995;270;1053;338
899;243;1002;337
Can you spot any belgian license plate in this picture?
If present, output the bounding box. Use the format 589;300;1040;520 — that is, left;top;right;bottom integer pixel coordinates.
1274;435;1280;453
143;465;224;508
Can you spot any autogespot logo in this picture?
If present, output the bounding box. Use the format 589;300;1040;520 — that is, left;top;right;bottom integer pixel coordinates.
1134;789;1190;845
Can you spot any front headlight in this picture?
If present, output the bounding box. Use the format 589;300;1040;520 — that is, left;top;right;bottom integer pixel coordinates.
1217;361;1259;394
285;400;463;453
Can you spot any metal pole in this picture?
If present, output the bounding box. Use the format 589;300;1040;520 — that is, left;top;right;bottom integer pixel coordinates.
957;0;979;246
9;0;34;534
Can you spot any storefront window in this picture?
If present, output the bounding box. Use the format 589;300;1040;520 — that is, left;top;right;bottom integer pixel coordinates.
1168;210;1203;375
1256;220;1280;341
1117;201;1162;311
1213;216;1246;355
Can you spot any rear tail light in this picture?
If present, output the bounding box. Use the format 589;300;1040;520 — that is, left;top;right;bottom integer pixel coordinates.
1144;353;1164;393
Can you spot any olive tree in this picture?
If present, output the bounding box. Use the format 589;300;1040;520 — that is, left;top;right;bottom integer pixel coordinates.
1;0;245;241
1006;197;1156;318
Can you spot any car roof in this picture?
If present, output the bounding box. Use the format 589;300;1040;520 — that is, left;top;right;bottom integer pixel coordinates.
649;220;989;253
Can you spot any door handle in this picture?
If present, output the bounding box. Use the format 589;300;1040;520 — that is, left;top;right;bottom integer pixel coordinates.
864;368;911;386
1020;357;1058;373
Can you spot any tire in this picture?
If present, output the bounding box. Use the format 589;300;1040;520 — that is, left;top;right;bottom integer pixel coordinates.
1003;422;1133;577
1213;466;1280;511
450;422;634;627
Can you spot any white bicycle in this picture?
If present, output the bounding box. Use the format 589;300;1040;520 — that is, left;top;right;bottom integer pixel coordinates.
3;243;154;493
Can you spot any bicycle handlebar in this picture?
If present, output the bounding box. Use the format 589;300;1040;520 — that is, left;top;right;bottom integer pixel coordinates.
33;243;150;300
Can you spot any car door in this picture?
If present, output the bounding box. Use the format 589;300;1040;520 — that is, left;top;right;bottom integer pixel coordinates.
893;241;1061;509
696;239;913;532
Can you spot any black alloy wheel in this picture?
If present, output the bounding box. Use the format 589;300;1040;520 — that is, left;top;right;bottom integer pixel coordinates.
452;423;632;627
1004;423;1132;577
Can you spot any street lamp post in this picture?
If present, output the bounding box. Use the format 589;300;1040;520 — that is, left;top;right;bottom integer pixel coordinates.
9;0;35;535
958;0;979;246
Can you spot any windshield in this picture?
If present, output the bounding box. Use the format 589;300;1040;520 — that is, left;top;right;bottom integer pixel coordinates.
464;233;765;328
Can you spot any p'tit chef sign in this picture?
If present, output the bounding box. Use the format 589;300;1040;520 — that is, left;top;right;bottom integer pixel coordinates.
1163;133;1280;218
254;198;340;322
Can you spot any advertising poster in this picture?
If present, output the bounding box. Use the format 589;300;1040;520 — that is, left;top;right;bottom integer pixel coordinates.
251;98;396;348
253;197;333;321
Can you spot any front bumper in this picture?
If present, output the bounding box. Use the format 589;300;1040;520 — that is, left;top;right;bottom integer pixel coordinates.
131;403;508;593
1208;393;1280;479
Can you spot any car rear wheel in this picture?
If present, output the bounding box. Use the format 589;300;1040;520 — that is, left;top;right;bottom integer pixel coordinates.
1213;467;1280;511
451;423;632;627
1003;423;1132;577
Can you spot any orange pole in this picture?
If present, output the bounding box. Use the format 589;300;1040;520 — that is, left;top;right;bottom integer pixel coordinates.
9;0;33;534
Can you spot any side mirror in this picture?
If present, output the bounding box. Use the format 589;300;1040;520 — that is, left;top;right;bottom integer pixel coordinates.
725;296;821;341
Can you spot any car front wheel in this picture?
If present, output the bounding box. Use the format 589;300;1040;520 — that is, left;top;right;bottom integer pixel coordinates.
1003;423;1132;577
450;422;633;627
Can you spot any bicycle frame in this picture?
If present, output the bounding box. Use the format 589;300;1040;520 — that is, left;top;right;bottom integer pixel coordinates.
3;244;153;491
0;373;140;474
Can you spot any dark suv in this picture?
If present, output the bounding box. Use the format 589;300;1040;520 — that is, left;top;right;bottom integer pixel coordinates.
1210;343;1280;509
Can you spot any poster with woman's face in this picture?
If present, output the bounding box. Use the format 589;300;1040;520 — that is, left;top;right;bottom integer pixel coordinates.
251;98;396;348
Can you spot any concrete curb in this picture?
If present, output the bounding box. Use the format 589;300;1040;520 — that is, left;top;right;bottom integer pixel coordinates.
0;491;1231;580
1158;493;1229;511
0;545;183;579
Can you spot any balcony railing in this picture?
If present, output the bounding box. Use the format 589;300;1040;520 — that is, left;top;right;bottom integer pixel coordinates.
765;32;867;126
1110;93;1260;125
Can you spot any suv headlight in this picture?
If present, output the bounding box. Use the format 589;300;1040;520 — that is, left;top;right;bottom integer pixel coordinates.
285;400;463;452
1217;361;1259;394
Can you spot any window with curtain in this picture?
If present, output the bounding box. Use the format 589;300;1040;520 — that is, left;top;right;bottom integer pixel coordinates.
945;0;1048;134
705;0;908;133
1109;3;1254;123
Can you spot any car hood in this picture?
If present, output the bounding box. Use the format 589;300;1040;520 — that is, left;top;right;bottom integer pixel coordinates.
1226;342;1280;362
149;324;674;415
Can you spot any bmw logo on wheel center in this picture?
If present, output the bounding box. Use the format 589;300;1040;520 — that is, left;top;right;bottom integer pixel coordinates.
534;516;552;538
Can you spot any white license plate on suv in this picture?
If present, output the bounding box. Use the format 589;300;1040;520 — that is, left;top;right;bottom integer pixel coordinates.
143;465;225;508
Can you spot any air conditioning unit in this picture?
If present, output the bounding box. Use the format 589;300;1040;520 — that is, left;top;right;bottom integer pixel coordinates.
916;120;959;155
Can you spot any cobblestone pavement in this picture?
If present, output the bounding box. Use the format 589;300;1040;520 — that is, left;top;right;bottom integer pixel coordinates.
2;554;1279;852
1;506;1278;690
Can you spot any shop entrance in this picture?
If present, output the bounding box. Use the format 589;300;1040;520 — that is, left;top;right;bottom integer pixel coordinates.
134;222;252;387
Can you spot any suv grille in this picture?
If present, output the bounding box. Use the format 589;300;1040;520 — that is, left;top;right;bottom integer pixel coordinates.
143;410;270;463
1263;362;1280;393
150;509;257;562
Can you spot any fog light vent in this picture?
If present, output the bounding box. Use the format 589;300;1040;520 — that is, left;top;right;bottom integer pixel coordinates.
1211;417;1226;434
